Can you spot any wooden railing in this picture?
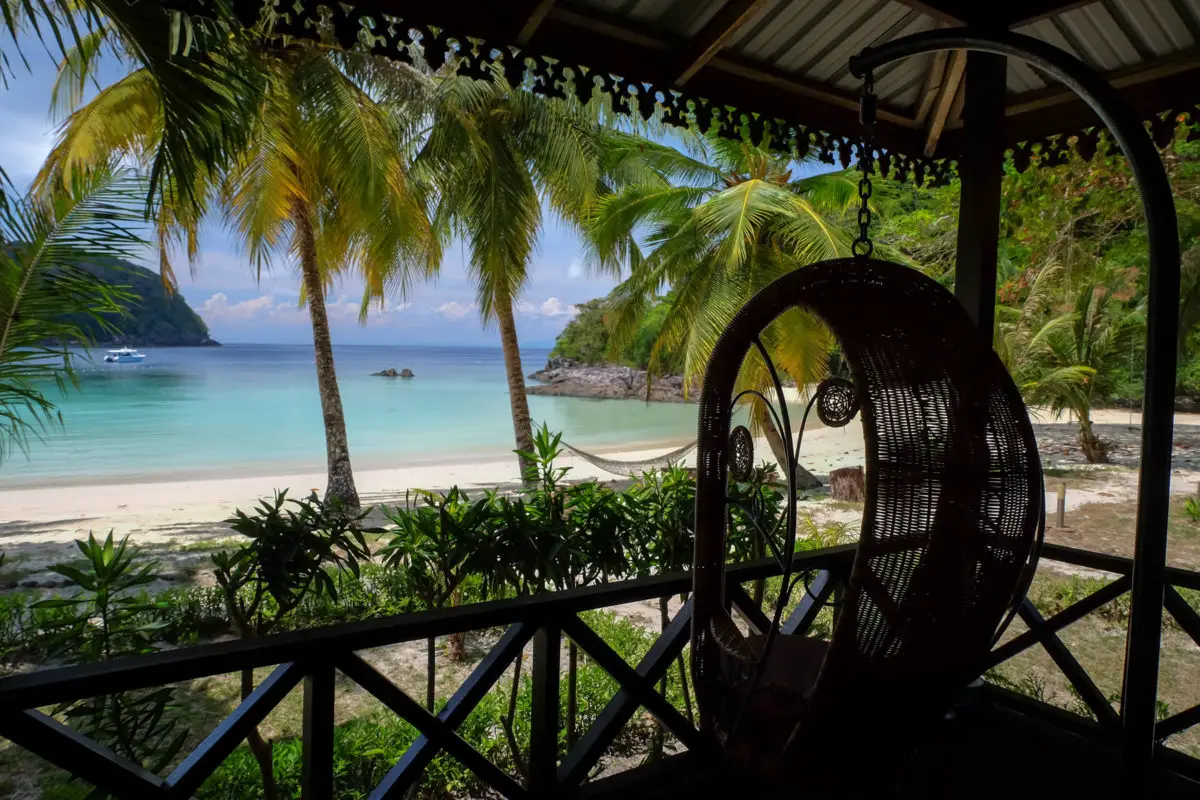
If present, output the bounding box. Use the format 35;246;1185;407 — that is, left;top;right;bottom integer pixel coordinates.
0;546;857;799
984;542;1200;777
2;540;1199;798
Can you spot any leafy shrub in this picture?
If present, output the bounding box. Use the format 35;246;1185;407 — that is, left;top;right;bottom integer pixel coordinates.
31;533;187;781
1186;495;1200;523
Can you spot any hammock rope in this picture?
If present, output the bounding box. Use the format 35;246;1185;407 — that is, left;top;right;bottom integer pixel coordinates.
561;440;697;478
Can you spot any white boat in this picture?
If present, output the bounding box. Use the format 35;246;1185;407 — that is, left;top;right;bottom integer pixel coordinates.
103;347;147;363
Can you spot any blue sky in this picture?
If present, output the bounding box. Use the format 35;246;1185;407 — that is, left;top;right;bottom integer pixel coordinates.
0;38;621;348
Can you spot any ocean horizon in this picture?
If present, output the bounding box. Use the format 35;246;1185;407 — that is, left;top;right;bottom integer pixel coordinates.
2;343;701;488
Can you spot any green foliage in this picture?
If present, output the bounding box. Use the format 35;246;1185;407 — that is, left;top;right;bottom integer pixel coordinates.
30;533;187;787
0;166;141;464
213;490;377;637
381;487;487;610
211;491;378;799
587;130;858;408
549;298;610;364
549;294;683;372
1187;496;1200;524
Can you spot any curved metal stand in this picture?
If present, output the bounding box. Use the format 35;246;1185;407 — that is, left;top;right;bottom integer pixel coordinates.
854;29;1180;792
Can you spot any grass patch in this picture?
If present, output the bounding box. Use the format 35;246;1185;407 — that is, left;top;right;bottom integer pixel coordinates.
1043;465;1118;485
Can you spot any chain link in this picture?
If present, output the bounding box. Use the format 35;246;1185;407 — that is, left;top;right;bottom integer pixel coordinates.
853;71;877;259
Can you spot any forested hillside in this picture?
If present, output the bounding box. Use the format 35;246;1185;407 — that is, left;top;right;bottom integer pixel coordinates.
70;259;218;346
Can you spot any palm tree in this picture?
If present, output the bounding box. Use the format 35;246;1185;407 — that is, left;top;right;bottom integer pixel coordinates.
4;0;261;215
38;30;440;509
0;165;143;464
1000;264;1144;463
588;134;858;473
413;75;615;479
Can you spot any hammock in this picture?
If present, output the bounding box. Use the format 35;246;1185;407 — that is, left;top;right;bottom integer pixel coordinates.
562;440;697;478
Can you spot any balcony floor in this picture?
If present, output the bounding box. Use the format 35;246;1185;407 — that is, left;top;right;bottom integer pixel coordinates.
584;689;1200;799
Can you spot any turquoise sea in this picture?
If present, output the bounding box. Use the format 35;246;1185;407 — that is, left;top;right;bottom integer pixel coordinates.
4;344;701;487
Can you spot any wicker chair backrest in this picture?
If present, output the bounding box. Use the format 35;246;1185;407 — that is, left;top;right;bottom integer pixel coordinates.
692;259;1043;736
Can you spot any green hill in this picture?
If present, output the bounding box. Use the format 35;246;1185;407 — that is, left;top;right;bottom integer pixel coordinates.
71;258;218;347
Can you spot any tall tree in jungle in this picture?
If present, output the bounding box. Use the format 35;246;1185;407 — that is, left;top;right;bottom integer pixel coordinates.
588;132;858;475
999;264;1144;463
38;30;440;509
415;74;637;479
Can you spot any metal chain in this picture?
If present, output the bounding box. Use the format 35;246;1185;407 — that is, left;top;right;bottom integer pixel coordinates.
853;70;877;259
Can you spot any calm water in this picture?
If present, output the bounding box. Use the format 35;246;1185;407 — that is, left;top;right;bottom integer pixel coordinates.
3;344;701;486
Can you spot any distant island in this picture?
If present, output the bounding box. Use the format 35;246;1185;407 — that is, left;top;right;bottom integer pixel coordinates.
71;259;219;347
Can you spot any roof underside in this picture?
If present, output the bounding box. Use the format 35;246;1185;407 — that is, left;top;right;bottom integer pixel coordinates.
201;0;1200;175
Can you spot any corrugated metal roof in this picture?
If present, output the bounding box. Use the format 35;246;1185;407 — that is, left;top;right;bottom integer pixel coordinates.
1012;0;1200;94
564;0;1200;119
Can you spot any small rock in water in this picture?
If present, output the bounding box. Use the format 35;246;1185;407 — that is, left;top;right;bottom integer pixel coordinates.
400;368;414;378
372;368;413;378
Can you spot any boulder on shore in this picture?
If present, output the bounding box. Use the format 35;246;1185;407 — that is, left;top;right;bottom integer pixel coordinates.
527;359;689;402
373;368;414;378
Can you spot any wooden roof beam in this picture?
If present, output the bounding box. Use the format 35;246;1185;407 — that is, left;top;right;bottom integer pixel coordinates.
924;49;967;155
675;0;772;86
517;0;558;45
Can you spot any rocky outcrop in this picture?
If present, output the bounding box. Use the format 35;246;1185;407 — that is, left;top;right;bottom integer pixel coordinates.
527;358;691;402
373;368;414;378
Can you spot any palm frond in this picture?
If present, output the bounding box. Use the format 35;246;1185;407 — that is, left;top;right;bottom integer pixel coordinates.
0;164;144;463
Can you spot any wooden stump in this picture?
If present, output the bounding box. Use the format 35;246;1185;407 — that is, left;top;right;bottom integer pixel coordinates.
830;466;865;502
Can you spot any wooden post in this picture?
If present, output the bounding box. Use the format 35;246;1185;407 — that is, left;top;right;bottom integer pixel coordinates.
1056;482;1067;528
529;624;560;796
953;51;1007;337
301;662;335;800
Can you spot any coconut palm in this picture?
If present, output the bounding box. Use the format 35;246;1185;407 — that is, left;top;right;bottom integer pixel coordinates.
414;74;629;479
0;164;142;464
1000;264;1144;462
589;134;858;472
5;0;260;216
38;31;440;509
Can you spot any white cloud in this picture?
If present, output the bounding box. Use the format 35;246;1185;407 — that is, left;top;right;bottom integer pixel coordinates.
202;291;365;326
567;259;585;278
434;301;475;320
201;293;276;321
513;297;578;319
538;297;578;317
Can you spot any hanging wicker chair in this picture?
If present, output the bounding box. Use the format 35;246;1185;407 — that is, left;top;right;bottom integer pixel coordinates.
691;258;1044;765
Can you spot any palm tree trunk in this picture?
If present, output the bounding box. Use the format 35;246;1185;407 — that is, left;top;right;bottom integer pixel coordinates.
495;295;536;480
1078;413;1109;464
762;413;822;489
294;199;360;511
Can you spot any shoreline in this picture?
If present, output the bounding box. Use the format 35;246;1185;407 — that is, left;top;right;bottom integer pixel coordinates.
0;433;698;491
4;409;1200;553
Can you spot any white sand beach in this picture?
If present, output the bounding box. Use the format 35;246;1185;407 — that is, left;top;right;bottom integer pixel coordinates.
4;408;1200;585
0;422;864;543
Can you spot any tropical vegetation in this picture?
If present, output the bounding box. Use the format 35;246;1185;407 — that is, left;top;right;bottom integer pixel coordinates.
0;431;839;797
0;166;141;465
